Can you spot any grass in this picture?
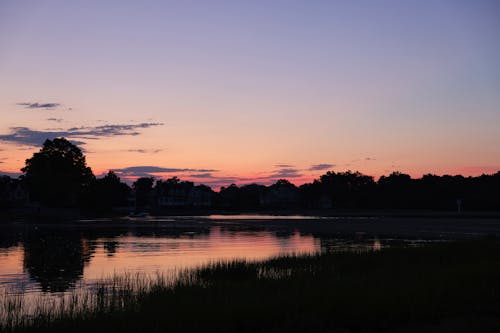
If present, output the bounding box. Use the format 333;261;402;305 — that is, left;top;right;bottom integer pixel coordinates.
2;240;500;332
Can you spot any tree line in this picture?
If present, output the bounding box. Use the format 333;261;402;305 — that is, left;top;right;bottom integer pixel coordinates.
1;138;499;212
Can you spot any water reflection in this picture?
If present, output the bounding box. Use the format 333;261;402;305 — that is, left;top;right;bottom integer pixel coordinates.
103;240;118;257
82;227;320;284
0;225;322;295
22;232;94;292
0;219;410;299
205;214;321;220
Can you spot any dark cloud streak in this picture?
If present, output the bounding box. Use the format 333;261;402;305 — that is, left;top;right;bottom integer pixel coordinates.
114;166;218;175
0;123;163;147
190;173;216;178
275;164;294;168
67;123;163;137
0;127;86;146
308;163;335;171
17;102;61;109
126;149;163;154
268;168;302;179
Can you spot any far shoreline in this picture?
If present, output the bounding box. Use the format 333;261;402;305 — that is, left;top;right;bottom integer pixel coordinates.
2;207;500;221
1;209;500;240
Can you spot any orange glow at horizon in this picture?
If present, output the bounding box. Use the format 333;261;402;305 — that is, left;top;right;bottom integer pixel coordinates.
1;140;499;191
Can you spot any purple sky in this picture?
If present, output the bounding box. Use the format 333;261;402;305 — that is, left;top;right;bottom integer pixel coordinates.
1;0;499;187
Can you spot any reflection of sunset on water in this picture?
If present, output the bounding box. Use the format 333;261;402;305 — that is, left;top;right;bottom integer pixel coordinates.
0;226;321;297
83;227;320;281
1;221;402;304
0;246;24;280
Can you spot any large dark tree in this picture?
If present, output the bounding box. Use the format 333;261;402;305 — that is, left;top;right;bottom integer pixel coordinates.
21;138;95;207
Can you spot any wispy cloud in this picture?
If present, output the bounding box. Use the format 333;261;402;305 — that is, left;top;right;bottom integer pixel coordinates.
0;122;163;147
114;166;218;178
17;102;61;110
268;168;302;179
126;149;163;154
308;163;335;171
116;166;188;173
190;173;216;178
67;123;163;137
275;163;294;168
0;127;86;146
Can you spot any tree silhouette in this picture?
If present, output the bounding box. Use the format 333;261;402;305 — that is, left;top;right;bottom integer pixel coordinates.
133;177;154;208
377;172;413;208
21;138;94;207
318;171;375;208
86;171;131;211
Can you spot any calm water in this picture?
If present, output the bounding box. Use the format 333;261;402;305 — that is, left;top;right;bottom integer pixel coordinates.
0;215;390;297
0;227;322;295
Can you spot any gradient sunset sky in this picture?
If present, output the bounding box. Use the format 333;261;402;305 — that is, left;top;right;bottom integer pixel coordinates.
1;0;499;188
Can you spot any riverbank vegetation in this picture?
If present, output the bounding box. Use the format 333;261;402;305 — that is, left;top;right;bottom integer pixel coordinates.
2;239;499;332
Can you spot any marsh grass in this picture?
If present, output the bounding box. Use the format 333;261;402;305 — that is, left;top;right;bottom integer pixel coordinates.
2;240;500;332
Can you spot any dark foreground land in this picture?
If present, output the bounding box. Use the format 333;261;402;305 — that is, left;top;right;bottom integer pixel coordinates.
2;239;500;333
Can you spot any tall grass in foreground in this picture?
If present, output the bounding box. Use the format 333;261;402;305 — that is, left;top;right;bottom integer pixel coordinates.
0;272;186;331
2;240;500;332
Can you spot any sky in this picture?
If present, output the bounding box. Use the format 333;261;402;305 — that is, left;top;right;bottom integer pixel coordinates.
1;0;499;188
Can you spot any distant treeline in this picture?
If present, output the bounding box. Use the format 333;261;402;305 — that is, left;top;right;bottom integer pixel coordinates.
1;138;499;212
130;171;500;211
2;167;500;212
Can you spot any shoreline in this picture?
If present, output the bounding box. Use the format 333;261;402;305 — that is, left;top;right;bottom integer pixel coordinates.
1;212;499;240
2;207;500;221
